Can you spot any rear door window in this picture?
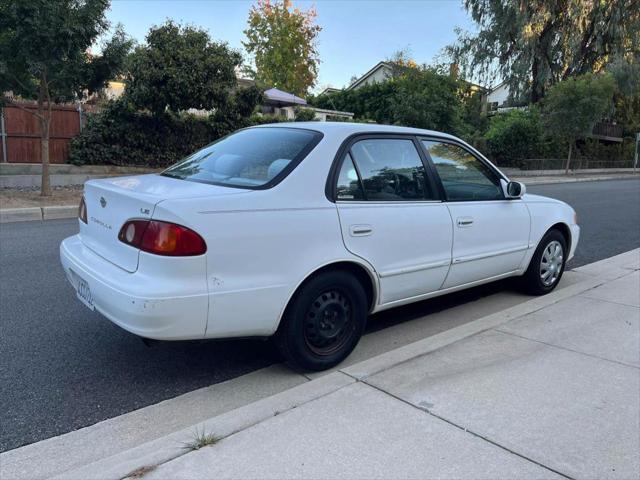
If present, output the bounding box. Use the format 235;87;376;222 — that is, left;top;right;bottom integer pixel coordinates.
336;153;365;200
345;138;435;201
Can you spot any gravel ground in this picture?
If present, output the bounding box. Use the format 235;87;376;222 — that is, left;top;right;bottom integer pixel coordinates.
0;186;83;209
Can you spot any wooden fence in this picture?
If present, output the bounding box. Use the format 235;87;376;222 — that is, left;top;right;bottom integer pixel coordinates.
0;102;99;164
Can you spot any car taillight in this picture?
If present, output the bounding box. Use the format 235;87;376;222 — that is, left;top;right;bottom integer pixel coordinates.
118;220;207;256
79;197;88;224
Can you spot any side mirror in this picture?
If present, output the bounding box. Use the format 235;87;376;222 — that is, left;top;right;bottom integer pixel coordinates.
501;179;526;199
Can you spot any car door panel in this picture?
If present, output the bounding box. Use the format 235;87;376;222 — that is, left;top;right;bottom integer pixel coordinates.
333;137;453;305
421;139;531;288
337;202;453;304
442;200;530;288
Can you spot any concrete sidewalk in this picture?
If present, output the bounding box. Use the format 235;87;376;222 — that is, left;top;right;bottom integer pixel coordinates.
45;249;638;480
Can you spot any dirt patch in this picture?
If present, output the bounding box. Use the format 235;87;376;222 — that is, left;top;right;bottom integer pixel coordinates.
0;186;83;209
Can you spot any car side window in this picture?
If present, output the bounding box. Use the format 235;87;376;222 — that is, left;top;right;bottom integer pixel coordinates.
336;153;365;200
422;140;503;201
346;138;434;201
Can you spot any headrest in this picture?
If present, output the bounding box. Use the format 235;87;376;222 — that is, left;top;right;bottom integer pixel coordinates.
215;154;242;176
267;158;291;180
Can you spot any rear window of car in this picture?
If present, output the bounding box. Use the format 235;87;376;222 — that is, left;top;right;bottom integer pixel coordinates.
162;127;322;189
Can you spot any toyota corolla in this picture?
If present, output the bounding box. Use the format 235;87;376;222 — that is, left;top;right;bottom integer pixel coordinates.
60;123;579;370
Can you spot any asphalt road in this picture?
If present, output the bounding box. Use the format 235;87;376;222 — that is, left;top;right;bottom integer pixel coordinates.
1;178;639;452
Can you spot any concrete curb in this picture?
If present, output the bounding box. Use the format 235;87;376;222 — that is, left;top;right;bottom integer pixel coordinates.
42;206;77;221
514;174;639;185
0;206;77;223
0;207;43;223
51;372;355;480
503;167;637;177
50;250;639;480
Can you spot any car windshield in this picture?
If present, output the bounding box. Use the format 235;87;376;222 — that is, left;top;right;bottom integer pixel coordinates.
162;127;321;188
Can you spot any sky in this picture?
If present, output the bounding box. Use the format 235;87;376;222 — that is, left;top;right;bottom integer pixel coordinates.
105;0;477;92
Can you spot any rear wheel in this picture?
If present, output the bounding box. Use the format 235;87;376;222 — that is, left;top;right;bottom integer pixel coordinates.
275;270;368;371
522;229;567;295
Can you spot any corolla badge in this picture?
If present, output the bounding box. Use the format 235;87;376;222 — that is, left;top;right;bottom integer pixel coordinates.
100;196;107;208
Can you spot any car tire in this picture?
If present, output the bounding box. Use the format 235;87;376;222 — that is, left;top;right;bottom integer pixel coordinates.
275;270;368;371
521;229;567;295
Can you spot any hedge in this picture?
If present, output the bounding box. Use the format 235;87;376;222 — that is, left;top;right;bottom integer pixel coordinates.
69;99;285;168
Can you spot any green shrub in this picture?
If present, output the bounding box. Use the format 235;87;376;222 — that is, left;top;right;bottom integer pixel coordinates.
577;137;634;163
69;98;255;168
293;107;317;121
484;109;544;167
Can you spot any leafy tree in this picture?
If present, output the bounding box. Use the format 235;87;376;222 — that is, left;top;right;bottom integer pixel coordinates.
310;67;468;134
243;0;321;96
485;109;543;167
126;21;242;115
0;0;132;195
386;48;419;78
458;84;489;142
542;73;616;173
448;0;639;103
609;60;640;138
72;21;265;169
389;68;464;133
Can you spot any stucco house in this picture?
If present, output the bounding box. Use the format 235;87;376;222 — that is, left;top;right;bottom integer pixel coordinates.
347;61;396;90
485;81;510;112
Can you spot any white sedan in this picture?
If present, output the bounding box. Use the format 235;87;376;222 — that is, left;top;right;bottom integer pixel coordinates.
60;123;579;370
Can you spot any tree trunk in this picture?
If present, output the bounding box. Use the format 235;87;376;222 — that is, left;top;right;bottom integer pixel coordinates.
531;58;542;103
565;141;573;175
40;117;51;196
38;75;52;197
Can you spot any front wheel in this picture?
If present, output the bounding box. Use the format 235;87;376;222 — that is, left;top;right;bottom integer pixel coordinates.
521;229;567;295
275;270;368;371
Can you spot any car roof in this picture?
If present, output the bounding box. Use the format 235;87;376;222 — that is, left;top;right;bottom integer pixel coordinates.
252;121;460;142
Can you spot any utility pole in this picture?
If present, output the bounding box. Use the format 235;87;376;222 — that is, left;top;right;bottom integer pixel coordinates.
0;107;7;163
635;132;639;173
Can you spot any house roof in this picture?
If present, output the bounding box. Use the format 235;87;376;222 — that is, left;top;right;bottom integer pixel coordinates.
488;81;508;93
319;87;341;96
263;88;307;106
347;61;394;91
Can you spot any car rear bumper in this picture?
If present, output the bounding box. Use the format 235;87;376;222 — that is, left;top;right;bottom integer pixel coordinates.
60;234;208;340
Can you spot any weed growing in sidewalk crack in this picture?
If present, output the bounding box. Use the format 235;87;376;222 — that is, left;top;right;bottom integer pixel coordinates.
182;428;219;451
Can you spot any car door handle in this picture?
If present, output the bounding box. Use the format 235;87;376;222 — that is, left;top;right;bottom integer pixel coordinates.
457;217;474;227
350;225;373;237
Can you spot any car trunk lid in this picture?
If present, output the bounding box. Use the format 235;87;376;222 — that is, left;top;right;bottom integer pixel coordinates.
80;174;246;272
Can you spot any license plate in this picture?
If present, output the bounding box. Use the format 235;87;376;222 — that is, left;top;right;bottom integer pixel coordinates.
69;269;94;311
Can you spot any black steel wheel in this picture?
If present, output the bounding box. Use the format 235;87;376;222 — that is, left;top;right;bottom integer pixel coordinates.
303;288;355;356
275;270;368;371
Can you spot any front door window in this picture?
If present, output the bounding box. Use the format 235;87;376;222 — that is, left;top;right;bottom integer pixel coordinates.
422;140;503;201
